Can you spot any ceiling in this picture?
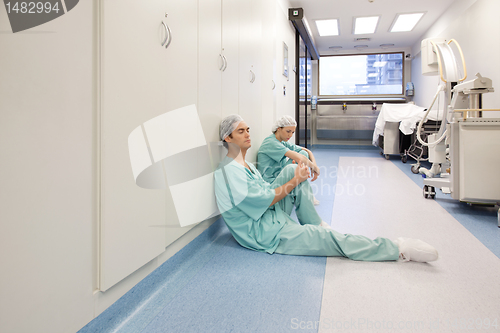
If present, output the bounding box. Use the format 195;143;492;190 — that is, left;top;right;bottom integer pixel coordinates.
287;0;456;55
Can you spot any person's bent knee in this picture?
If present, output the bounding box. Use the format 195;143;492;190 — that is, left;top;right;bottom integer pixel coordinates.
271;164;297;188
281;164;297;180
282;163;297;174
299;150;309;159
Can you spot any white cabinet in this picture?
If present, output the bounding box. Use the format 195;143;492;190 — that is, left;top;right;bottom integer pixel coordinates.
260;0;277;143
160;0;201;250
198;0;284;163
99;0;282;291
237;0;263;162
162;1;199;111
198;0;223;165
200;0;277;163
99;0;198;291
221;0;240;118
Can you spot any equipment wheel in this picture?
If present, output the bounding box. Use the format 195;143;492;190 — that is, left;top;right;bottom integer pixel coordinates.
411;165;420;174
401;155;408;163
385;154;390;160
423;185;436;199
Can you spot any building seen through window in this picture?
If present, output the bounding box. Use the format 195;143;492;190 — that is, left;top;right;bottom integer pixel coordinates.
299;57;312;97
319;52;403;96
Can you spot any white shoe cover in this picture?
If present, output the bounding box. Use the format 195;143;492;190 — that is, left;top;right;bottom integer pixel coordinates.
394;237;438;263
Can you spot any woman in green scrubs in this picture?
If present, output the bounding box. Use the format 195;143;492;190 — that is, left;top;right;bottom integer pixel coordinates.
257;115;320;184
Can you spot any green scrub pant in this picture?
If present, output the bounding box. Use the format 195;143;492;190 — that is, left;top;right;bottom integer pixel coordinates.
270;164;322;227
271;164;400;261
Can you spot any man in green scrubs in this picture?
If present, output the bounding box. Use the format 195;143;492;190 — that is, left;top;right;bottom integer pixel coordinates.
214;114;438;262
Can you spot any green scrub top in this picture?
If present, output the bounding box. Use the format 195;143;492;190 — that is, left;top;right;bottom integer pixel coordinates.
214;156;286;254
257;133;302;183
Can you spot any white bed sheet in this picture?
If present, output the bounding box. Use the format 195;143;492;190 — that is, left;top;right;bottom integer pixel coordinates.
372;103;443;146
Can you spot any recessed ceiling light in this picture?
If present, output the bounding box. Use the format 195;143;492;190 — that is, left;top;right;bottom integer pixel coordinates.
354;16;379;34
329;46;342;52
380;43;394;48
315;19;339;36
354;45;369;48
390;13;424;32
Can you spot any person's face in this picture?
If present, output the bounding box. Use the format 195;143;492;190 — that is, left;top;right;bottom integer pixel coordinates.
276;126;296;142
225;121;251;150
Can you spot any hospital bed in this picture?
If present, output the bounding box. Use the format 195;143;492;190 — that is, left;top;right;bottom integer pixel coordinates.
372;103;441;162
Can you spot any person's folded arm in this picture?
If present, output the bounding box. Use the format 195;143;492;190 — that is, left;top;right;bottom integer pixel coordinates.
284;150;320;181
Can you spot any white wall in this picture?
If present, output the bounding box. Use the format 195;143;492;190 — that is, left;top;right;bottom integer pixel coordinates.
275;0;297;122
0;0;297;332
411;0;500;117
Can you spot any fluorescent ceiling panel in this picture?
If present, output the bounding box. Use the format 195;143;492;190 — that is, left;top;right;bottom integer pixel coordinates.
354;16;379;34
391;13;424;32
315;19;339;36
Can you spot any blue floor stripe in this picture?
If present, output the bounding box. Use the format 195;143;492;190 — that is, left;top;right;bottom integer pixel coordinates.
78;219;232;333
142;237;326;333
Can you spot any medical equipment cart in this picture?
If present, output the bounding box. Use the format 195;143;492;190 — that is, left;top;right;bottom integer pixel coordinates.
405;119;441;173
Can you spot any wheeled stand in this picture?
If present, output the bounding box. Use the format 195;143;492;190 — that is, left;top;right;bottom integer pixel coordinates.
405;120;441;174
421;119;500;227
378;122;412;162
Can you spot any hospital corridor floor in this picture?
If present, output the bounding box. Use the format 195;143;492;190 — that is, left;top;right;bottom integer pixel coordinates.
79;147;500;333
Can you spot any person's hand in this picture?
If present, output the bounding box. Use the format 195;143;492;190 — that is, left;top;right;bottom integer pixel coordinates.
294;162;310;183
310;163;320;182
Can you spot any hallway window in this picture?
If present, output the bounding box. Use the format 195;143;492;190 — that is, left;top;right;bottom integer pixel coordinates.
299;56;312;97
319;52;403;96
